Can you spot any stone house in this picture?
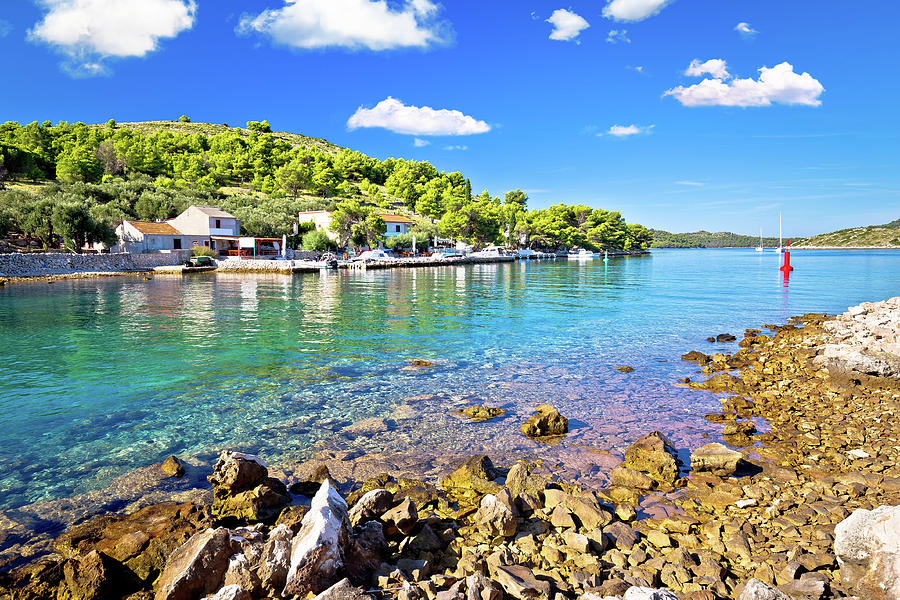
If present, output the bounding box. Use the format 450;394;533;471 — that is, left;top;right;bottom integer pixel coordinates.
116;206;241;254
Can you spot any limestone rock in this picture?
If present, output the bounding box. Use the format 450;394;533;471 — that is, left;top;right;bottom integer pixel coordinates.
458;406;506;422
737;579;796;600
345;521;386;583
208;451;290;523
610;466;655;490
155;527;234;600
622;432;681;485
466;572;503;600
690;443;743;476
61;549;133;600
348;489;394;526
312;577;374;600
440;455;502;496
54;502;211;584
201;584;252;600
474;494;516;538
161;456;186;478
282;480;352;596
505;462;548;500
520;404;569;439
623;588;679;600
290;464;333;497
490;564;551;600
257;524;294;594
834;505;900;600
382;497;419;537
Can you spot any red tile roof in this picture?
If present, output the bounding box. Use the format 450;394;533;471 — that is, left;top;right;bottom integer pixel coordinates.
378;213;414;224
126;221;181;235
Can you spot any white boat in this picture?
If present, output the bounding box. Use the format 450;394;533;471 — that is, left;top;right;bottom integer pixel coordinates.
468;245;507;258
517;248;534;259
567;248;597;259
755;228;764;252
351;249;392;262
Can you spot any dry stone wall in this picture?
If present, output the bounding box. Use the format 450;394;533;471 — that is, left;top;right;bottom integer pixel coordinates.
0;252;189;278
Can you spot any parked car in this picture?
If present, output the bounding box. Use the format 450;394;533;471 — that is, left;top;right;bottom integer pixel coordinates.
184;255;214;267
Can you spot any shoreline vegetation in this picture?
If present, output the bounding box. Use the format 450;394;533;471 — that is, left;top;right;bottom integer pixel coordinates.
0;119;651;256
2;299;898;600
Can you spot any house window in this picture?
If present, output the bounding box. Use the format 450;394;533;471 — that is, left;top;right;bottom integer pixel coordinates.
204;241;210;247
396;225;402;232
173;238;182;250
215;219;221;229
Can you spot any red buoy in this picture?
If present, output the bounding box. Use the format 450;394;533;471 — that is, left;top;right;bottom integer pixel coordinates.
780;239;794;272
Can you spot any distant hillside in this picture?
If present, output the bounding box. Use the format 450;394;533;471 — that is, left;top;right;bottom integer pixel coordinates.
793;219;900;248
651;229;781;248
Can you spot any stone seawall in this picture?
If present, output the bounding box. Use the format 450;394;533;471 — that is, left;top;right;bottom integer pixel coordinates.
0;252;190;278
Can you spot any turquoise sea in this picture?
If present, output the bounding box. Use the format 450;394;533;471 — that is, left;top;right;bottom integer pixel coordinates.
1;249;899;513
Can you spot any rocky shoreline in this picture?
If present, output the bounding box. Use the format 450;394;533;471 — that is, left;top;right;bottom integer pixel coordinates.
2;299;899;600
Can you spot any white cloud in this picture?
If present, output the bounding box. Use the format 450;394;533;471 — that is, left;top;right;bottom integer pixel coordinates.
413;138;430;147
685;58;729;79
546;9;589;42
735;22;758;39
238;0;450;51
443;145;468;151
347;97;491;136
606;29;630;44
665;61;825;107
29;0;195;72
603;124;654;137
602;0;673;22
0;19;12;38
675;181;704;187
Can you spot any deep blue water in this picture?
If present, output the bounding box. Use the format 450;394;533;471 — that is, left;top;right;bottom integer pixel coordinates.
0;249;898;510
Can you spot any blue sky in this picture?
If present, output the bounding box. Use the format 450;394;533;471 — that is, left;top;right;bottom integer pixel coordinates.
1;0;898;236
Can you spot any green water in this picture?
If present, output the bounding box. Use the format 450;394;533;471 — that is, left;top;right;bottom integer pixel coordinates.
1;249;898;511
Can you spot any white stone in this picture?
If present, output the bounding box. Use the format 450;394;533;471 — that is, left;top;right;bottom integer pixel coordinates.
282;479;351;596
834;505;900;600
623;588;679;600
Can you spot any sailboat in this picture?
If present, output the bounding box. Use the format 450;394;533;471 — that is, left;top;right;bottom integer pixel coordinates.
775;213;784;253
755;228;764;252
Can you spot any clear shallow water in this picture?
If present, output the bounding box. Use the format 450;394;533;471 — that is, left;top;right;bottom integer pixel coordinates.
0;249;898;510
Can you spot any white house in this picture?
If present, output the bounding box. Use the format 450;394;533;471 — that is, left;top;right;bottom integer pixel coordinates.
116;206;241;254
297;210;414;242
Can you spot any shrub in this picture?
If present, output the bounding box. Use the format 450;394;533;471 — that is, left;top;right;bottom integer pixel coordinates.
192;245;216;257
301;230;336;252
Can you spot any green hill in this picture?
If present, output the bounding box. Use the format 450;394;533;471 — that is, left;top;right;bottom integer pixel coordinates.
650;229;781;248
793;219;900;248
0;118;652;252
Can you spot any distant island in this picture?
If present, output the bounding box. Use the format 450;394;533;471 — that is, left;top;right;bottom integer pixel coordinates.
793;218;900;248
650;229;781;248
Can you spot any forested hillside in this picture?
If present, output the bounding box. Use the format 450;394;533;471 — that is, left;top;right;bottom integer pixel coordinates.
793;219;900;248
0;118;651;252
650;229;781;248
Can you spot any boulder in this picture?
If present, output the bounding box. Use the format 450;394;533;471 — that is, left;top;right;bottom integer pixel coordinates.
458;406;506;422
155;527;234;600
282;480;352;596
490;564;551;600
348;489;394;527
623;588;679;600
440;455;502;496
61;549;136;600
690;443;743;476
161;456;186;478
467;572;503;600
716;334;737;343
256;524;294;594
222;553;260;596
312;577;374;600
505;462;548;500
290;464;333;497
474;494;517;538
382;497;419;537
681;351;711;365
54;502;211;584
723;421;757;437
622;432;681;485
610;466;655;490
201;584;252;600
520;404;568;439
345;521;386;584
208;451;290;523
834;505;900;600
737;579;796;600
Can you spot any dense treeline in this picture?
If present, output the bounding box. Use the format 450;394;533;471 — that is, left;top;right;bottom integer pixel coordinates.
650;229;781;249
0;119;651;251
